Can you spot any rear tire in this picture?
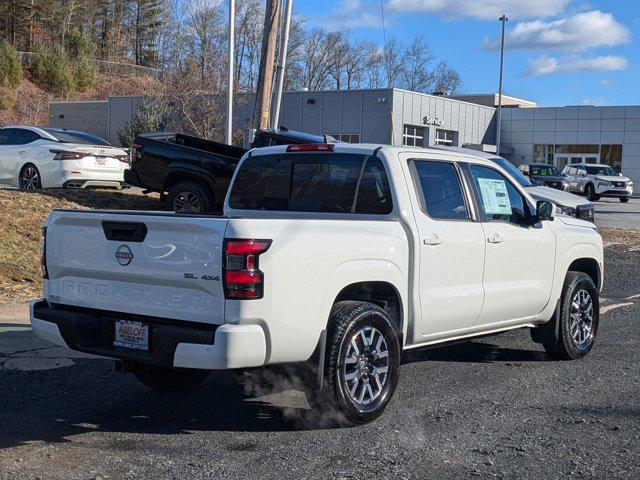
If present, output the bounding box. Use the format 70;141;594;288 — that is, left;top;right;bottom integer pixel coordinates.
166;181;214;214
532;272;599;360
585;183;599;202
306;301;401;425
19;164;42;190
134;364;210;392
620;197;629;203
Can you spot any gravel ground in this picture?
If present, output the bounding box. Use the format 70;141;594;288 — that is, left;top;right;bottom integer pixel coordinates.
0;243;638;479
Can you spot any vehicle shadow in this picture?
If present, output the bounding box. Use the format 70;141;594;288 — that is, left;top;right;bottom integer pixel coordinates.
0;330;548;449
402;339;549;365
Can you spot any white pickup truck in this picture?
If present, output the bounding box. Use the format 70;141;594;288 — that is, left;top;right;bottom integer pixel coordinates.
31;143;604;424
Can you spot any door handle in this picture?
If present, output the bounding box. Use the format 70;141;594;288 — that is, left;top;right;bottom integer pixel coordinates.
423;234;444;246
18;150;25;155
487;233;504;244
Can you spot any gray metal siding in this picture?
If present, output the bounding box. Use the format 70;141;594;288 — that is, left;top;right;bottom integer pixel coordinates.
49;101;109;143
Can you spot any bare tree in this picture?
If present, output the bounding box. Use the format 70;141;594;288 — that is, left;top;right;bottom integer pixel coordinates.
401;35;436;92
432;60;462;94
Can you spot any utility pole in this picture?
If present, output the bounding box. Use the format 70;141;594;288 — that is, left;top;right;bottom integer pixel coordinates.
254;0;281;131
496;14;508;156
271;0;293;131
226;0;235;145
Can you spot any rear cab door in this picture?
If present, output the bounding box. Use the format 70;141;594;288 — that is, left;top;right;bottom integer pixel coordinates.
399;152;486;341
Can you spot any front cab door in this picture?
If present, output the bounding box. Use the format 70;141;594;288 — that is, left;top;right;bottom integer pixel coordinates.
467;164;556;328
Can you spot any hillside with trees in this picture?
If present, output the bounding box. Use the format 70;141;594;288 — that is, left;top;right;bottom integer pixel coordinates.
0;0;463;136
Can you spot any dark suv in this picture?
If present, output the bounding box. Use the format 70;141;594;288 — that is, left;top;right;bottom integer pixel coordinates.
518;164;569;191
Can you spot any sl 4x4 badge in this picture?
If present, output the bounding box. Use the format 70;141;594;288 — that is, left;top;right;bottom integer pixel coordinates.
115;245;134;266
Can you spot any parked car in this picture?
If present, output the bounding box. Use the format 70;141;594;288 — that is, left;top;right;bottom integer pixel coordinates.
32;142;603;424
563;163;634;202
125;129;339;213
518;163;569;191
0;126;129;190
435;147;594;222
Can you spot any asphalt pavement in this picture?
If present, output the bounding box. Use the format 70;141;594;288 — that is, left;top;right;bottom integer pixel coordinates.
1;245;639;479
594;197;640;229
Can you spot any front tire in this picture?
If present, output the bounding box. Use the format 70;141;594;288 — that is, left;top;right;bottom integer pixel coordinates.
620;197;629;203
533;272;599;360
307;301;401;425
166;181;214;214
585;183;599;202
133;364;210;392
19;164;42;190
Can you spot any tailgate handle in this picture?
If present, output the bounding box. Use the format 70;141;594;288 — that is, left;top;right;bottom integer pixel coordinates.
102;221;148;242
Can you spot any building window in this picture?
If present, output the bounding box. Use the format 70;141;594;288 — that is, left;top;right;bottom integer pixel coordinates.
533;144;555;163
403;125;425;147
435;129;456;146
331;133;360;144
601;145;623;172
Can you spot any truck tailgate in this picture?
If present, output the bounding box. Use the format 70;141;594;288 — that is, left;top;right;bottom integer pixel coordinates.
44;210;228;325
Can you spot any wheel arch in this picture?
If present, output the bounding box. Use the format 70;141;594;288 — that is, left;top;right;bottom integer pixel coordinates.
162;168;217;209
567;257;601;290
323;260;407;348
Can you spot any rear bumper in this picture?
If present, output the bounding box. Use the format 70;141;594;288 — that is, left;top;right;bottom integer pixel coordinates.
30;300;266;370
124;168;141;187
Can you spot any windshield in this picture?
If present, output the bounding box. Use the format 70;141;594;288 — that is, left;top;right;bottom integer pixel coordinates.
41;128;111;146
530;165;561;176
585;165;619;176
489;158;533;187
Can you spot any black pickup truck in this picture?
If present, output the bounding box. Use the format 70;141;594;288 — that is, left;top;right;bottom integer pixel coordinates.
124;129;337;213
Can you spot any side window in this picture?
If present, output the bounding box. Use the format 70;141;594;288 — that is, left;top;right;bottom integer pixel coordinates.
354;157;392;214
470;165;531;225
412;161;469;220
0;130;11;145
4;129;38;145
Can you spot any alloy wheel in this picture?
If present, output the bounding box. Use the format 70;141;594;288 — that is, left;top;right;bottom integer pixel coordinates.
173;191;202;213
569;289;595;350
343;326;389;406
21;167;40;190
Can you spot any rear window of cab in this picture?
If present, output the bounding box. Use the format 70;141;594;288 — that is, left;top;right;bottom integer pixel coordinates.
229;153;392;214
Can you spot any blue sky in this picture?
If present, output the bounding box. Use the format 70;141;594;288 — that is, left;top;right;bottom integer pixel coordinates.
294;0;639;107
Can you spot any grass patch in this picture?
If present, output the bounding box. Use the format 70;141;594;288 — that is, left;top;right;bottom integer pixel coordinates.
0;189;159;302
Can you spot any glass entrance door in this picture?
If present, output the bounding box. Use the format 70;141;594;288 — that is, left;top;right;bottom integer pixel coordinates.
554;154;599;170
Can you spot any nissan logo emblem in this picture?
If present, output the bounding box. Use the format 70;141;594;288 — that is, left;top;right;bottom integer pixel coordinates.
115;245;133;266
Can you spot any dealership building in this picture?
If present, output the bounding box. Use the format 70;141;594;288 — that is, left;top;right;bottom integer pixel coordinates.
49;88;640;186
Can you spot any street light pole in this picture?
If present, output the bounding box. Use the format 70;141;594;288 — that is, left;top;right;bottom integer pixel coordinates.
496;14;508;156
226;0;235;145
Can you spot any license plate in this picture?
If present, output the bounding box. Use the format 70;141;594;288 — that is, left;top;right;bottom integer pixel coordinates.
114;320;149;350
95;157;107;166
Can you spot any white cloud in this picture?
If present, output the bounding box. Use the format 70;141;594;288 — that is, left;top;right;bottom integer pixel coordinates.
315;0;383;30
387;0;569;20
525;55;629;76
483;10;631;51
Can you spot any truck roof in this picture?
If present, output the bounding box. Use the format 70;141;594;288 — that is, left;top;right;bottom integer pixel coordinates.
248;142;501;169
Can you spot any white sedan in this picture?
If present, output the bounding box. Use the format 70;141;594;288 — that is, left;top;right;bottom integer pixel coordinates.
0;126;129;190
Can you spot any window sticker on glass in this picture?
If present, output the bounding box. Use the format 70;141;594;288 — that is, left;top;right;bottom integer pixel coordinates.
477;178;512;215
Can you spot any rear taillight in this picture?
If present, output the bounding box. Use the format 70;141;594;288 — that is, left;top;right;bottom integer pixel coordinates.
286;143;334;152
50;149;87;161
223;239;271;300
116;154;130;164
40;227;48;279
131;143;142;163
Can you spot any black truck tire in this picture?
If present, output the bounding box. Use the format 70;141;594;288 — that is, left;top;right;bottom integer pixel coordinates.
306;301;401;425
531;271;599;360
134;364;210;392
585;183;600;202
166;182;214;214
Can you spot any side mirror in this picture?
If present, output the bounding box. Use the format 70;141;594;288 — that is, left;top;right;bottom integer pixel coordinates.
536;201;555;222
